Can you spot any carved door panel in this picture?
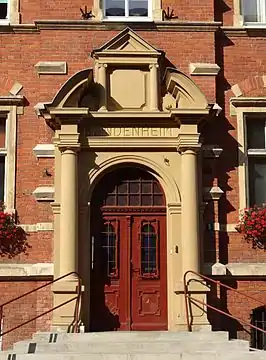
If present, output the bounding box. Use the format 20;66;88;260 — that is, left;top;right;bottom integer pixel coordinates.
90;215;131;331
131;215;167;330
90;167;167;331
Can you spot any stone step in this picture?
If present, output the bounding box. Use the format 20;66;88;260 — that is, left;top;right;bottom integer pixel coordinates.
0;352;265;360
12;339;250;354
32;331;229;343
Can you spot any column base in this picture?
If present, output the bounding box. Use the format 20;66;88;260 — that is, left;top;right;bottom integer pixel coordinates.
175;280;211;331
52;278;82;332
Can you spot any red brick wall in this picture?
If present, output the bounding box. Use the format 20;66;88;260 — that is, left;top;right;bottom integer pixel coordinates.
1;0;266;346
0;281;52;350
18;0;214;23
208;280;266;341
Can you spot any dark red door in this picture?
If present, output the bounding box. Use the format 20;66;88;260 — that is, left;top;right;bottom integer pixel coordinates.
90;167;167;331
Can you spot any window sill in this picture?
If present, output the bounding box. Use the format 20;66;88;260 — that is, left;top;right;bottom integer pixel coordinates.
243;23;266;28
0;19;9;25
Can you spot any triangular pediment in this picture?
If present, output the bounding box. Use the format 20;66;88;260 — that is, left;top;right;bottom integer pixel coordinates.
92;27;161;55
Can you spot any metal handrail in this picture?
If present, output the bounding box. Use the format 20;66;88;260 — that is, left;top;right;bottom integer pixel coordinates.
183;270;266;336
0;271;82;338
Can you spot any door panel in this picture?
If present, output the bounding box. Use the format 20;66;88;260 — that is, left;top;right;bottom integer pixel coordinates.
90;216;130;331
131;215;167;330
90;167;167;331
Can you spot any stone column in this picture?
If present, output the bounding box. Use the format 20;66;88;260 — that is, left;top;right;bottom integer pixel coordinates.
180;148;200;275
59;147;79;276
149;64;159;111
98;63;107;111
176;129;210;331
52;124;81;332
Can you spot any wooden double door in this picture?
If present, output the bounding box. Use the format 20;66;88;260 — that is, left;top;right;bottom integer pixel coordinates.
90;167;167;331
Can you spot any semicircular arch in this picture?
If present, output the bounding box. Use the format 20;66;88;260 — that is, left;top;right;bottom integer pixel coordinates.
88;154;181;205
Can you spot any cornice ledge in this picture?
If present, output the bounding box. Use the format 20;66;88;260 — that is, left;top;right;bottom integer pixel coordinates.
222;26;266;37
33;144;55;158
33;20;221;32
2;20;222;33
0;24;37;33
230;97;266;107
50;108;89;116
0;95;24;106
33;186;55;201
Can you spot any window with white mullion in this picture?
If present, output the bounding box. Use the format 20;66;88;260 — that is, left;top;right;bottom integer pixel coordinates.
259;0;266;22
246;116;266;206
125;0;129;16
0;117;7;204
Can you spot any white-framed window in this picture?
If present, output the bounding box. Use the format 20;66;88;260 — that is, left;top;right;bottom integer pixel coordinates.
245;115;266;206
241;0;266;25
103;0;152;21
0;95;22;212
0;0;9;23
0;116;6;203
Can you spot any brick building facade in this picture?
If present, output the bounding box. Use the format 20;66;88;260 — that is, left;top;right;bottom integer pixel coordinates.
1;0;266;350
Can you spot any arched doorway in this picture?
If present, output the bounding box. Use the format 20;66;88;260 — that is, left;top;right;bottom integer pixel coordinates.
90;166;168;331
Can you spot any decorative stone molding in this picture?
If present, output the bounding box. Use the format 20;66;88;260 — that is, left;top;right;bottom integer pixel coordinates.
208;223;237;232
177;133;201;151
203;186;224;201
231;75;266;98
167;203;182;215
21;222;54;232
1;21;222;33
33;186;55;201
204;262;266;276
34;62;67;75
51;202;60;215
9;82;23;96
33;144;55;158
0;263;53;277
231;84;243;97
189;63;220;76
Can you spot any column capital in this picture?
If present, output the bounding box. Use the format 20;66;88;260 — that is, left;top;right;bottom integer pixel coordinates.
98;63;108;69
57;131;80;153
58;145;80;153
149;63;159;70
177;133;201;153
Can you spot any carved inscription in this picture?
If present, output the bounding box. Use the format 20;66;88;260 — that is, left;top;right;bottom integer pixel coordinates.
90;127;178;137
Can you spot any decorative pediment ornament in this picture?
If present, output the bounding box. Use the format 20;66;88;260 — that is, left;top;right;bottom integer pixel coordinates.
91;27;162;60
36;27;211;128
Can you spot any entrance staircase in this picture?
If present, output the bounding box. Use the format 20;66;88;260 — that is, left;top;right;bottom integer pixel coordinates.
0;330;265;360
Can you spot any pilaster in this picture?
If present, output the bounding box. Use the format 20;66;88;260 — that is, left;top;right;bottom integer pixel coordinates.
149;64;159;111
52;123;81;332
176;126;210;331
